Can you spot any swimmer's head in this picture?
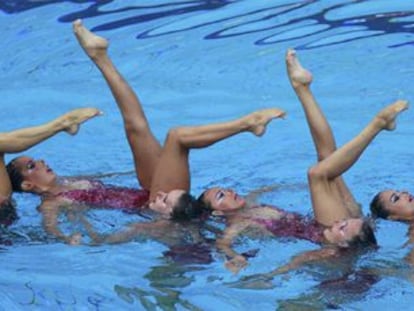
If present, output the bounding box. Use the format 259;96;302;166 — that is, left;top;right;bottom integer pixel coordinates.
324;218;377;249
149;190;204;220
197;187;246;215
370;190;414;221
6;156;57;194
171;192;205;221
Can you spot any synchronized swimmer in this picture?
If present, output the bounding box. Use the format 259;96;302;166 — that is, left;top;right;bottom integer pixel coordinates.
197;49;407;273
3;20;283;245
0;19;411;278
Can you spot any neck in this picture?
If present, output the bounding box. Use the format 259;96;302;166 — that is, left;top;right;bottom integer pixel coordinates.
37;182;67;197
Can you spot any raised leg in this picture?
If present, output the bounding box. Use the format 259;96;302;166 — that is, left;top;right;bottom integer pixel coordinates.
308;100;408;225
286;49;335;160
149;109;286;199
0;108;100;199
285;49;358;216
73;19;161;190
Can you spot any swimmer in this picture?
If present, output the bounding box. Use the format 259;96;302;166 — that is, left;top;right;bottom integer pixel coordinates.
0;108;100;228
370;191;414;222
198;49;407;273
6;20;285;244
369;139;414;254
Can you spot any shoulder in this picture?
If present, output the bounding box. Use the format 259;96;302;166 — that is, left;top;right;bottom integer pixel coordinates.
39;195;72;212
68;179;96;190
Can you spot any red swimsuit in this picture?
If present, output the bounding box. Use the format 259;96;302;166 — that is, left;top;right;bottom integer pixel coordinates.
254;205;324;244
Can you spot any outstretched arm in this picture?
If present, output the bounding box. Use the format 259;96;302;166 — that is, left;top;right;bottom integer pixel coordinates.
39;201;83;245
0;108;101;198
216;221;253;274
268;248;338;277
91;219;189;245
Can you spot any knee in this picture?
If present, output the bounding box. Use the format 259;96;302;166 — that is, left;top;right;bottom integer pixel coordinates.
307;164;327;182
165;127;182;144
124;120;147;137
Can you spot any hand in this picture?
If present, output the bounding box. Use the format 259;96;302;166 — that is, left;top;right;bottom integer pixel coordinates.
225;255;248;274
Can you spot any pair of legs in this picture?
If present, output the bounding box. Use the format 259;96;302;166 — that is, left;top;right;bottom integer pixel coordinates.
0;108;100;203
73;20;285;202
286;49;408;226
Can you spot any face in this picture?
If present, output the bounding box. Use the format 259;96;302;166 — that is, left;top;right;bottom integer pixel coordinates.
201;187;245;214
13;156;56;192
324;218;363;247
149;189;186;218
378;190;414;221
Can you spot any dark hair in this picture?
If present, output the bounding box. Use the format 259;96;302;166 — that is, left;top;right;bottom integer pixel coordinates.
197;191;212;212
0;199;19;227
6;157;24;192
346;218;377;249
171;193;207;221
370;192;389;219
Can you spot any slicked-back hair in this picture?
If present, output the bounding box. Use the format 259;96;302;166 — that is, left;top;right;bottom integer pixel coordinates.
370;192;389;219
6;157;24;192
197;191;212;212
347;218;377;248
172;193;207;221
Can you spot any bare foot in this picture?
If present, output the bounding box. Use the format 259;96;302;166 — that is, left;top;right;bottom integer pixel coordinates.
61;108;102;135
286;49;312;88
247;108;286;136
73;19;108;60
375;100;409;130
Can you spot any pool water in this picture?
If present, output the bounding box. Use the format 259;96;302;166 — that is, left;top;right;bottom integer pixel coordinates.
1;1;414;310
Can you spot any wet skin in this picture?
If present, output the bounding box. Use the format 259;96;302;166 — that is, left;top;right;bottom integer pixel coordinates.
378;190;414;221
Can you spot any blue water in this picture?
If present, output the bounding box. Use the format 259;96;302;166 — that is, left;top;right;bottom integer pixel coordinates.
1;0;414;310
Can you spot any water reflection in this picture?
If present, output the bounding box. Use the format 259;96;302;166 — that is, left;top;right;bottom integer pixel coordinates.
1;1;413;49
114;263;205;310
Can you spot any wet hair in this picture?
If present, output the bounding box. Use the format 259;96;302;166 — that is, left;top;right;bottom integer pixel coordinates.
369;192;389;219
345;218;377;249
171;193;207;221
197;191;213;212
6;157;24;192
0;199;19;227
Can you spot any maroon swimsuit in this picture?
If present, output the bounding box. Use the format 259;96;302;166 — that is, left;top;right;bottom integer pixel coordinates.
61;181;149;211
254;205;325;244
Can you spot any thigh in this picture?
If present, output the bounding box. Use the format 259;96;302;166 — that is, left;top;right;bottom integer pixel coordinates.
308;176;351;226
149;134;190;198
332;177;361;217
127;129;162;190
